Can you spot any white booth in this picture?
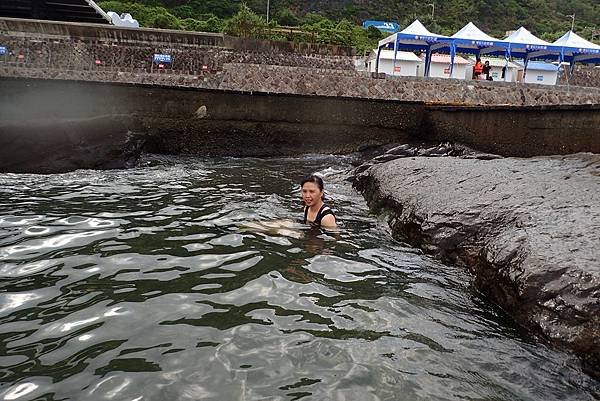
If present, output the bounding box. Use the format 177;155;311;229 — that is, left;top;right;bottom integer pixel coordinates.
523;61;559;85
367;49;421;77
425;53;469;79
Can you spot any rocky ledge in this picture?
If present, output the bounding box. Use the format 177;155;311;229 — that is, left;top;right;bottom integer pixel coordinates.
353;148;599;378
0;115;144;174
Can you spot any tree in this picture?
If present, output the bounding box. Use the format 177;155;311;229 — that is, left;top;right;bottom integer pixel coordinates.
182;16;223;33
277;8;300;26
366;25;383;41
223;3;268;38
98;1;181;29
150;12;181;29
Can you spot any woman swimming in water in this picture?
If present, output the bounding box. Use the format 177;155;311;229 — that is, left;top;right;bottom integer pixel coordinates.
300;175;336;228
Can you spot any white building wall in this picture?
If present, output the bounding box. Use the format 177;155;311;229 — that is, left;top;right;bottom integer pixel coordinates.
368;59;419;77
524;70;558;85
428;63;467;79
488;66;517;82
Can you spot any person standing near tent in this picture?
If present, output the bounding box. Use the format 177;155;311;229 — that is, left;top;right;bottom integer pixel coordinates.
473;57;483;79
482;60;492;80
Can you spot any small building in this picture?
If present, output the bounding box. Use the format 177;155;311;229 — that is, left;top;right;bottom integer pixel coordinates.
424;53;470;79
367;49;422;77
468;57;520;82
523;61;559;85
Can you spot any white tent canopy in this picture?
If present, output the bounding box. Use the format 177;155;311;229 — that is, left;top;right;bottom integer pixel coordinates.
553;30;600;64
505;27;550;46
401;19;446;37
451;22;501;43
445;22;510;78
553;30;600;49
502;26;562;62
377;19;446;49
376;19;448;76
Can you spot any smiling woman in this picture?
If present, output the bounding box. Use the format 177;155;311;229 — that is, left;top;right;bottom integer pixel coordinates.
300;175;336;228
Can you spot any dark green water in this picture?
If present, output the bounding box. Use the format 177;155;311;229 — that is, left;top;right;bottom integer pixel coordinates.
0;155;598;401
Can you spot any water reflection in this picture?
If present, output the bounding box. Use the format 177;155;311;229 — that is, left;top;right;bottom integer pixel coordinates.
0;155;598;401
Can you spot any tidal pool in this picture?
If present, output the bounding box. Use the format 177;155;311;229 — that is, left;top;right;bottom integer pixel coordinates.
0;155;598;400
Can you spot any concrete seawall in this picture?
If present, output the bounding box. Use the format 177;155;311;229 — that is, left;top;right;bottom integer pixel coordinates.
2;76;600;167
0;77;422;164
422;105;600;157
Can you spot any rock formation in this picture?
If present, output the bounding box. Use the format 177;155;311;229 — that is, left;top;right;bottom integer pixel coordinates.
353;148;600;378
0;115;144;174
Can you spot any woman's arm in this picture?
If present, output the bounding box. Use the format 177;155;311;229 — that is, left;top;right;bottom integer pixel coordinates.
320;214;337;228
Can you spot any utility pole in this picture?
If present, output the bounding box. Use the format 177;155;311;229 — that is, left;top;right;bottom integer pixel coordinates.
428;3;435;20
266;0;270;24
566;13;575;31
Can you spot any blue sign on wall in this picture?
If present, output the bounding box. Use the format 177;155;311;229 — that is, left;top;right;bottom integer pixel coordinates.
362;20;400;33
153;54;172;63
0;46;6;55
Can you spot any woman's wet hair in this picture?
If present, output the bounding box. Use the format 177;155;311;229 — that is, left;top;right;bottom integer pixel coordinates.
301;175;325;200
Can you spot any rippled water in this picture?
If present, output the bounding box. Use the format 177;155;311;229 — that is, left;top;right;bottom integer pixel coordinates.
0;155;598;401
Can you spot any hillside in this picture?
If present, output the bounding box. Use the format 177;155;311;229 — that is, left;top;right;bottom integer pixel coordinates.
274;0;599;39
99;0;600;43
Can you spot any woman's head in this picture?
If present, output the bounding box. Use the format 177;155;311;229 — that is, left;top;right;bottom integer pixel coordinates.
301;175;325;206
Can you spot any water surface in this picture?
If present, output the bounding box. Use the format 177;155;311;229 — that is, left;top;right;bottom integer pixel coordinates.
0;155;598;400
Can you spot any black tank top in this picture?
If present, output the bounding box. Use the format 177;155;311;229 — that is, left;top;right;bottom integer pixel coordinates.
303;203;335;226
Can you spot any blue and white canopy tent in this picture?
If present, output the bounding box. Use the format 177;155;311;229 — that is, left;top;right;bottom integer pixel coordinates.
502;27;562;79
449;22;509;55
374;20;600;81
552;30;600;67
375;19;448;76
445;22;510;77
503;27;559;59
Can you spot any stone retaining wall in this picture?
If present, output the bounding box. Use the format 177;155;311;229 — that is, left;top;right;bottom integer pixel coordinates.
4;62;600;107
560;65;600;88
218;63;600;106
0;31;355;74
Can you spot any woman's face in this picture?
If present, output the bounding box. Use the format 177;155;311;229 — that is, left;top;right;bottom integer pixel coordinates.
301;182;323;207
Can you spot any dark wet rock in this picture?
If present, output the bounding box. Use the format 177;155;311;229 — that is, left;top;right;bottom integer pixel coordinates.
354;154;600;378
353;163;373;175
351;142;503;185
0;115;144;174
372;154;403;164
386;144;418;157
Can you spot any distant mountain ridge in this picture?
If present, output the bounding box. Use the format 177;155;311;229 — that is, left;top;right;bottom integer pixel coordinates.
269;0;598;39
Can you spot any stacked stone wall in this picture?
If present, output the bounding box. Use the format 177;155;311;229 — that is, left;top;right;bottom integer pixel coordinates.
0;34;355;73
559;65;600;88
219;64;600;106
5;62;600;107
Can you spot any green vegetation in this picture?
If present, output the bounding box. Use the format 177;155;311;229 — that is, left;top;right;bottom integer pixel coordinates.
98;0;386;52
98;0;600;51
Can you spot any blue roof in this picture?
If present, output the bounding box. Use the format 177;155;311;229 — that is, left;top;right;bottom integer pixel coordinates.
526;61;559;71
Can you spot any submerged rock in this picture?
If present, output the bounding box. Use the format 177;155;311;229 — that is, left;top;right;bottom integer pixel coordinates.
354;153;600;378
0;115;144;174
